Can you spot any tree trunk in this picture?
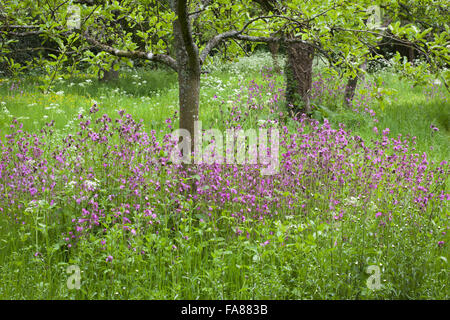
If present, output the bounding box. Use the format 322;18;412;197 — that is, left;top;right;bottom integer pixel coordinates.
408;46;415;64
99;60;119;82
171;0;201;152
343;59;367;108
177;61;200;152
268;41;280;73
284;41;314;114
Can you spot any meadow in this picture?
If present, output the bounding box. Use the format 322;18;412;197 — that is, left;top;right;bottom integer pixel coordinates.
0;53;448;299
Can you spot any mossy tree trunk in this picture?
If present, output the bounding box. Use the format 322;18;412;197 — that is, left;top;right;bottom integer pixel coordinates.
268;40;281;73
343;59;367;107
99;60;120;82
285;41;314;115
171;0;200;152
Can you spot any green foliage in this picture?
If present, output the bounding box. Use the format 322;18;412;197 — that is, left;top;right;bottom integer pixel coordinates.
2;57;27;78
1;0;448;92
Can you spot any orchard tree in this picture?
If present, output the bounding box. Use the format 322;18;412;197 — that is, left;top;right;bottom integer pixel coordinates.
1;0;448;144
250;1;449;110
380;0;450;89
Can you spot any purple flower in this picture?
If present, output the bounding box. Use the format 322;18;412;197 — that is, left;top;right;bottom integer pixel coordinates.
333;211;343;220
29;187;37;196
106;255;113;262
90;104;99;113
260;240;270;247
430;124;439;132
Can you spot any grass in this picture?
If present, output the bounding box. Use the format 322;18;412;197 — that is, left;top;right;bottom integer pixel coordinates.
0;52;448;299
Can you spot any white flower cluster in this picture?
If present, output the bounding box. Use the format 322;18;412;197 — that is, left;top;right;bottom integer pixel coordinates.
257;119;278;127
84;178;100;191
343;196;360;206
24;200;48;213
1;102;13;118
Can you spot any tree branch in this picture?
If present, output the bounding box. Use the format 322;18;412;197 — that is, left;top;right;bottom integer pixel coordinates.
1;30;43;36
199;15;292;64
173;0;199;69
189;0;213;20
83;33;178;71
0;25;40;29
236;34;335;63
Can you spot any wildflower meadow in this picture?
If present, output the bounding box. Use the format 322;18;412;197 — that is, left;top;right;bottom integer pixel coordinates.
0;0;448;302
1;56;448;299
